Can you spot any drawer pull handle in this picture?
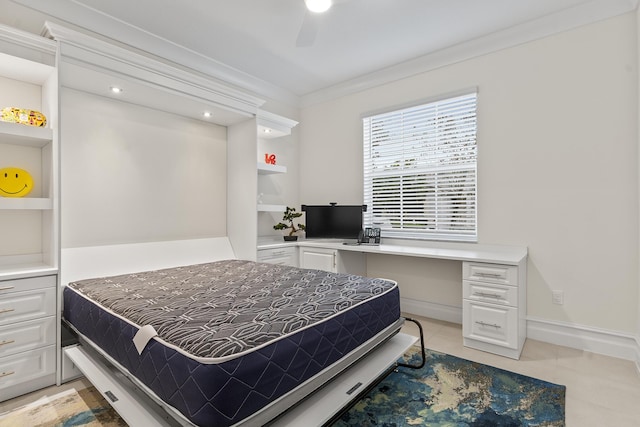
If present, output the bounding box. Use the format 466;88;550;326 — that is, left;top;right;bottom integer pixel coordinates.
0;286;15;291
473;292;502;299
0;339;15;346
476;272;503;278
0;371;15;378
475;321;501;329
0;308;15;314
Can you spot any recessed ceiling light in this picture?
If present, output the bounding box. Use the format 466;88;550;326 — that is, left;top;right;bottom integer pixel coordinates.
305;0;332;13
263;128;272;134
110;86;123;94
203;111;212;118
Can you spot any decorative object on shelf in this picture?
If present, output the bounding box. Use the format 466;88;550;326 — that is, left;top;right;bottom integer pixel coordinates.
274;206;305;241
1;107;47;127
0;166;34;197
264;153;276;165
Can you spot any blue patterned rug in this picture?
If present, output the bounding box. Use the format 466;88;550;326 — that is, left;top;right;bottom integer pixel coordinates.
333;346;566;427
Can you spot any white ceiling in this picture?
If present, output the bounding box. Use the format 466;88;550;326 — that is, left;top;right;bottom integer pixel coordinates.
4;0;637;106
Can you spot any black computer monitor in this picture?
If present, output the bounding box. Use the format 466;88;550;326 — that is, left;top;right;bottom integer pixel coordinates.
302;204;364;239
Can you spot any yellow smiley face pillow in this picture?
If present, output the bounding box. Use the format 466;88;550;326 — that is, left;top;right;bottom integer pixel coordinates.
0;167;34;197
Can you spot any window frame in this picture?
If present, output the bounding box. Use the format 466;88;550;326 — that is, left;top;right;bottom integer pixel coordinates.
362;90;478;242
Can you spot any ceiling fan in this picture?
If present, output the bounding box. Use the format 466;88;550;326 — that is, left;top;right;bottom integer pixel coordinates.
296;0;351;47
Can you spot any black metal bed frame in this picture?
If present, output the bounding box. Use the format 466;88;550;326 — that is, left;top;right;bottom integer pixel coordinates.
322;317;427;426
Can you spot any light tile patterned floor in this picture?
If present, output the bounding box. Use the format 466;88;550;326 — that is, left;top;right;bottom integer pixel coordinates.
2;316;639;426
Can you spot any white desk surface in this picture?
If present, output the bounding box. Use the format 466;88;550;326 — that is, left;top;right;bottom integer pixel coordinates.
258;237;527;265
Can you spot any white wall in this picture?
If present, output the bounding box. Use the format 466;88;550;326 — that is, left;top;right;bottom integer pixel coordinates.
61;89;227;248
300;13;639;334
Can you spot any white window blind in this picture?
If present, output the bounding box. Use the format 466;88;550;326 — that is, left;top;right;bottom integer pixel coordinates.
363;92;477;241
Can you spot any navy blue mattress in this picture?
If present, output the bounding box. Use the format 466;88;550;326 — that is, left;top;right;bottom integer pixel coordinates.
63;260;401;426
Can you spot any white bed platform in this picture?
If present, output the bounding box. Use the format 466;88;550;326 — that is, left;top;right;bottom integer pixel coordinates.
60;237;417;426
65;330;416;426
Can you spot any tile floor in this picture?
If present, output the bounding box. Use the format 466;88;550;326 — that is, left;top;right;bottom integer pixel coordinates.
1;316;639;426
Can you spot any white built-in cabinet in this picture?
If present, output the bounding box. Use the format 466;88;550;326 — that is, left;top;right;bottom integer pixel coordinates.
229;111;298;263
299;246;366;275
462;261;527;359
0;24;59;401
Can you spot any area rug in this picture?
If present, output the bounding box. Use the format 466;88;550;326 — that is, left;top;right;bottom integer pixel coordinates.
0;386;126;427
333;346;566;427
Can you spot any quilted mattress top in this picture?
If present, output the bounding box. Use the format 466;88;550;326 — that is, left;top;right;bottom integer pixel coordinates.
66;259;397;363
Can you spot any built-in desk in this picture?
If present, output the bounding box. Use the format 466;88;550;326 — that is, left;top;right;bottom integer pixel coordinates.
258;238;528;359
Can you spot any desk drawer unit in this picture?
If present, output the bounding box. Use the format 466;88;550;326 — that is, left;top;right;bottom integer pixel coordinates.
0;275;57;401
463;281;517;306
257;246;298;267
462;261;526;359
463;263;518;286
463;300;518;348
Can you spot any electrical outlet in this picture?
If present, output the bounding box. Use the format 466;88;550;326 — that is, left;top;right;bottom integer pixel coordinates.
552;290;564;305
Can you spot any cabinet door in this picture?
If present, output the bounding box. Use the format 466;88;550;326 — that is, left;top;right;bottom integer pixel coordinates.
300;248;336;272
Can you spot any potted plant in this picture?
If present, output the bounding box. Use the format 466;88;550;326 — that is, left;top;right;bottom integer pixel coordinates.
274;206;305;241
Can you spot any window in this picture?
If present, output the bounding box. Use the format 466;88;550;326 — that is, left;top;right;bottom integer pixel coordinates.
363;91;477;242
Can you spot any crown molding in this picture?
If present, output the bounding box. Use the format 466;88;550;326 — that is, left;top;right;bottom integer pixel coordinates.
11;0;299;107
10;0;638;110
0;22;56;53
0;21;56;66
257;110;299;138
300;0;639;108
43;21;265;120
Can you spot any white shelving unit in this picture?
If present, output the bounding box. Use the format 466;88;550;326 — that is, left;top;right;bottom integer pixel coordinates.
0;24;59;401
256;112;298;261
228;111;297;261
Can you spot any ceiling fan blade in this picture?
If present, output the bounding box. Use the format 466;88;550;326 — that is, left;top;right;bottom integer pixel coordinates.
296;10;319;47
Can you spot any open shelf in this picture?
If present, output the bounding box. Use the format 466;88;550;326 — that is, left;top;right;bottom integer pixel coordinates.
0;258;57;281
0;121;53;148
257;163;287;175
0;197;53;210
257;204;286;212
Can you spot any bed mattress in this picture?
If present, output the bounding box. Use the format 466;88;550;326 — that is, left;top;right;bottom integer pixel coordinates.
63;259;400;427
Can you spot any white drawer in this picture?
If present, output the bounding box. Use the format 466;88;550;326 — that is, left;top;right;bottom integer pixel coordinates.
463;280;518;307
0;345;56;400
463;262;518;286
463;300;518;349
0;275;56;296
0;287;56;326
258;247;298;267
0;316;56;358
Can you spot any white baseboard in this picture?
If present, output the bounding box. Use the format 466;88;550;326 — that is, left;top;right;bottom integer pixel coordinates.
400;298;462;325
635;336;640;374
401;298;638;362
524;317;637;361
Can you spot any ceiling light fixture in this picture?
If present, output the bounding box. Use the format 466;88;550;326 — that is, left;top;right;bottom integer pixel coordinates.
263;128;272;134
110;86;123;94
203;111;212;118
305;0;332;13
